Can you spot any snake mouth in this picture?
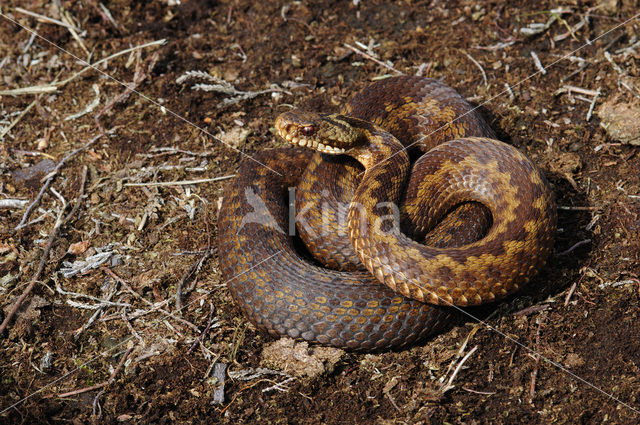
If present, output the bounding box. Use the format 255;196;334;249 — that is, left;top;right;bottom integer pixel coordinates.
283;133;347;155
275;112;349;155
275;118;348;155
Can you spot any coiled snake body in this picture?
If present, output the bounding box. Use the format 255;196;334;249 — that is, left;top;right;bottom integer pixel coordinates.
218;76;556;351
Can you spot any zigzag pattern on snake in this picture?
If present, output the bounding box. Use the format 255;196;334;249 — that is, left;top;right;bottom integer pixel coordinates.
217;76;556;351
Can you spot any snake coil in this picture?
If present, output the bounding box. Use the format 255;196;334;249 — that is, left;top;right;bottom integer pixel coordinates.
218;76;556;351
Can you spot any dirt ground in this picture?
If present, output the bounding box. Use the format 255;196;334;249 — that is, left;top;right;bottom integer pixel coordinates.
1;0;639;423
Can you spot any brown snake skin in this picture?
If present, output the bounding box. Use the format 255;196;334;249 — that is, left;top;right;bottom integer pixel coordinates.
295;77;498;271
217;76;557;351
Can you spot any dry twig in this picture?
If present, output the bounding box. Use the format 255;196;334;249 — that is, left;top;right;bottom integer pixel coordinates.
176;248;214;312
58;7;90;57
464;52;488;87
557;205;599;211
58;347;133;398
262;377;295;394
530;51;547;75
529;313;548;399
176;70;290;109
0;99;37;140
14;7;81;31
84;0;124;33
70;278;118;339
343;43;404;75
556;239;591;256
0;199;29;209
440;346;479;394
0;191;67;336
94;50;159;131
56;39;166;88
188;302;218;354
124;175;234;187
15;130;113;230
513;304;551;316
101;267;200;333
0;86;57;96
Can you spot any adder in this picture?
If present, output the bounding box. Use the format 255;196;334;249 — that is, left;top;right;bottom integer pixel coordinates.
217;76;556;351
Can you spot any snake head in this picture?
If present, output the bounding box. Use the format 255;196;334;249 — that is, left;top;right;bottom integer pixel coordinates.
275;111;366;154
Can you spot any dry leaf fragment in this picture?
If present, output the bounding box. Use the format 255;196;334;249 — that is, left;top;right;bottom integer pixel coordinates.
68;240;91;255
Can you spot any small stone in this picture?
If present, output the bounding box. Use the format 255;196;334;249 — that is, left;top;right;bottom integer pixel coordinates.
215;127;251;149
40;351;54;372
211;363;226;404
564;352;584;368
260;338;344;378
36;137;49;150
10;159;55;184
110;255;124;267
597;98;640;146
68;240;91;255
223;68;239;82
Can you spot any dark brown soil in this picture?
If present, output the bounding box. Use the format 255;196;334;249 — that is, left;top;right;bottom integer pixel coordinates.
1;0;639;424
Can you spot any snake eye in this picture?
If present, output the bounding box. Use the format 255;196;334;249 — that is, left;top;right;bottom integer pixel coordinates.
301;126;316;136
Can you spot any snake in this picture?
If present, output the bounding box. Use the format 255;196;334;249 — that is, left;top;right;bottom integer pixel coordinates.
217;76;556;351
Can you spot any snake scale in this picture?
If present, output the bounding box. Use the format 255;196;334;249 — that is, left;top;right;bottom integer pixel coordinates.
217;76;557;351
